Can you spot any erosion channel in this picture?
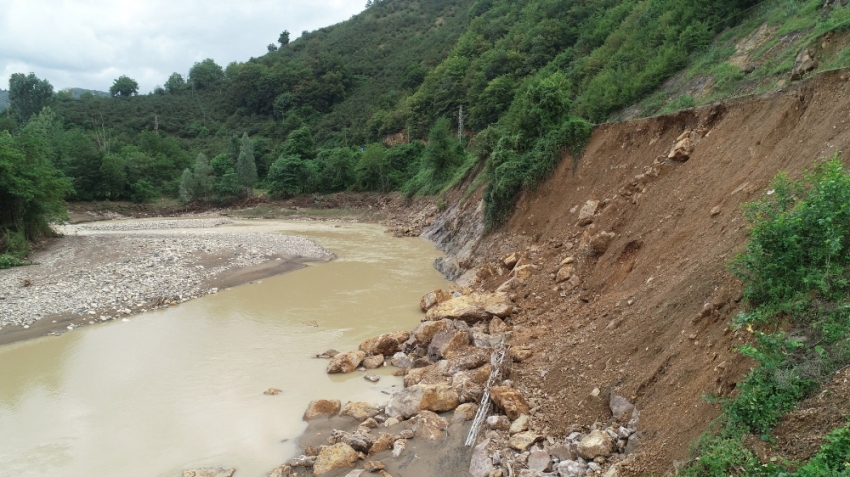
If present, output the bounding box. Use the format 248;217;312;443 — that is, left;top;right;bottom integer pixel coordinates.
0;219;450;477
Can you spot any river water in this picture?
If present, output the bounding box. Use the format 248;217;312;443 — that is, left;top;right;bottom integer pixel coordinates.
0;220;450;477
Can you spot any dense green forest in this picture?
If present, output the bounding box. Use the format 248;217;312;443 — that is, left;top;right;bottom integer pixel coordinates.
0;0;817;263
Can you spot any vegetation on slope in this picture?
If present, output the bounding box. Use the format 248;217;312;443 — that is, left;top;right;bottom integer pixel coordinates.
684;158;850;476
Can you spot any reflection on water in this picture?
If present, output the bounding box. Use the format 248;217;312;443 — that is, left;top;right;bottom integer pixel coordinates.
0;220;449;477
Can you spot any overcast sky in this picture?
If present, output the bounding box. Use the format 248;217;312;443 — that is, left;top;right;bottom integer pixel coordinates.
0;0;365;94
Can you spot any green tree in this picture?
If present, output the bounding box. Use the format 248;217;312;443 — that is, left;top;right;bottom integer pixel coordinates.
8;73;54;124
355;144;391;191
178;168;195;202
236;132;257;195
278;30;290;46
268;154;307;197
164;73;186;94
267;43;278;52
99;153;126;199
109;75;139;97
188;59;224;90
423;117;462;182
193;153;215;199
283;126;315;159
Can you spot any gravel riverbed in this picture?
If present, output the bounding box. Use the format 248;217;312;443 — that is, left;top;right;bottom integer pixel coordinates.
0;218;334;331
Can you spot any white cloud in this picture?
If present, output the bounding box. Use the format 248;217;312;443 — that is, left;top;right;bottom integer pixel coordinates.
0;0;364;93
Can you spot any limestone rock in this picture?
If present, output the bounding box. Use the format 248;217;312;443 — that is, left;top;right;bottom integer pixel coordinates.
489;316;509;334
490;386;531;420
304;399;342;421
577;429;613;460
556;460;588;477
487;415;511;431
289;455;317;467
578;200;599;226
364;461;385;472
411;320;448;345
590;232;616;255
364;373;380;383
555;265;575;283
327;350;366;374
513;265;534;284
668;136;694;161
528;447;551;472
609;394;635;421
266;464;292;477
510;347;533;363
545;443;575;462
390;352;413;369
791;48;818;81
385;385;425;419
363;354;384;369
453;402;478;422
509;431;542;451
502;252;520;270
427;329;469;360
360;332;409;356
411;410;448;439
329;429;373;454
419;383;460;412
447;349;490;373
420;289;452;311
509;414;530;435
392;439;406;458
183;469;235;477
313;443;359;476
469;439;496;477
425;293;514;323
341;402;381;421
368;433;395;455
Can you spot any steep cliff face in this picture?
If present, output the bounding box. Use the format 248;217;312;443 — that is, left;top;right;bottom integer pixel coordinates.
425;69;850;474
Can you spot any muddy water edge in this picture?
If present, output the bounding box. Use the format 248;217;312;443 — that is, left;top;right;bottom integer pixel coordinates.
0;219;451;477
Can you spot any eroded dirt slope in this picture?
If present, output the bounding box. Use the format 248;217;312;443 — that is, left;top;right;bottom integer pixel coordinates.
434;70;850;475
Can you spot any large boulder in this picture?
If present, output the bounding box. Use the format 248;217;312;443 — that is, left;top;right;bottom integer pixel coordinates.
453;402;478;422
303;399;341;421
411;320;449;346
313;443;359;476
360;332;410;356
425;293;514;323
609;394;636;421
427;330;470;361
556;460;588;477
577;429;613;460
509;431;542;451
340;402;381;421
490;386;531;420
183;469;235;477
589;231;616;255
667;136;694;162
791;48;818;81
469;439;496;477
390;352;414;369
556;265;575;283
420;383;460;412
410;410;448;439
326;351;366;374
447;348;490;373
385;385;425;419
420;289;452;311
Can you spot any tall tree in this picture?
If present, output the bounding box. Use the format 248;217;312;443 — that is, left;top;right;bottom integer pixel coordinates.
236;133;257;195
164;73;186;94
109;76;139;97
8;73;54;124
188;59;224;90
278;30;290;46
193;153;214;199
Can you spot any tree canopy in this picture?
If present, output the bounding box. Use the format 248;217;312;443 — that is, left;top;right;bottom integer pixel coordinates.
9;73;54;124
109;76;139;97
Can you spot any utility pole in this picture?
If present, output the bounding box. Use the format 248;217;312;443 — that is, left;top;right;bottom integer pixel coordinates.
457;105;465;144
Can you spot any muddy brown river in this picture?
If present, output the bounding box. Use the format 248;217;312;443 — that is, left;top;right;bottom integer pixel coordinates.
0;220;450;477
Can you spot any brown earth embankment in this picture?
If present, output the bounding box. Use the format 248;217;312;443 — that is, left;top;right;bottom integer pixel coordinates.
429;69;850;475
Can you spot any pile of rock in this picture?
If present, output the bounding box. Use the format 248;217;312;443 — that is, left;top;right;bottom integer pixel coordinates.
470;393;642;477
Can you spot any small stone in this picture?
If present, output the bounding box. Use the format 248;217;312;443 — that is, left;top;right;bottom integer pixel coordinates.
609;394;635;421
364;373;380;383
182;468;235;477
527;447;551;472
391;439;406;458
264;388;282;396
710;206;721;217
487;415;511;431
313;443;359;476
509;431;542;451
490;386;531;420
556;460;588;477
509;414;530;435
327;350;366;374
364;461;385;472
577;429;612;460
469;438;496;477
340;402;381;421
363;354;385;369
453;402;478;422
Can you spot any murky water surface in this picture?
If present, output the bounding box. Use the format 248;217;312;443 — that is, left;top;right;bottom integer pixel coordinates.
0;220;449;477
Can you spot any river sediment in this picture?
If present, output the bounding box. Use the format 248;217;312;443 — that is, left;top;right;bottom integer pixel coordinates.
0;217;334;345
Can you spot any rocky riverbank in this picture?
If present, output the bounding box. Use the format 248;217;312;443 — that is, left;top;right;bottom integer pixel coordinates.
246;287;638;477
0;217;334;344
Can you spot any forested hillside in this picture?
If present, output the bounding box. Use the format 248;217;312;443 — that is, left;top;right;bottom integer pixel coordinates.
5;0;850;261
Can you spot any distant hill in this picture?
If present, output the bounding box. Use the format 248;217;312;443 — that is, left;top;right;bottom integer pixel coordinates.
64;88;110;99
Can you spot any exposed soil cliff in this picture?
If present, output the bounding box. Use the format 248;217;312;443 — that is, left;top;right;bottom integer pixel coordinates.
426;69;850;475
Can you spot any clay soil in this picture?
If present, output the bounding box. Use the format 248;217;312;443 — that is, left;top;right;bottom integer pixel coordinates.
458;70;850;475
